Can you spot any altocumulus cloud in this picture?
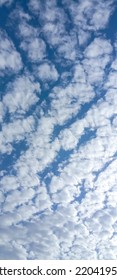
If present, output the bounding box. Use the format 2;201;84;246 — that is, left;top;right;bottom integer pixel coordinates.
0;0;117;260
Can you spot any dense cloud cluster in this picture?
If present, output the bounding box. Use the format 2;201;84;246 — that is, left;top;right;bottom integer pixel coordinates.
0;0;117;259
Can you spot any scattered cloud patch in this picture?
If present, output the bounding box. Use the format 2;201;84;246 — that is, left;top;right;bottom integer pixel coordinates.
37;62;59;82
0;30;22;76
0;0;13;7
20;37;46;62
3;75;40;114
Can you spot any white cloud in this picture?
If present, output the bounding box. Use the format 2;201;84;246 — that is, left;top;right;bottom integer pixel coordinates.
65;0;114;32
90;1;114;30
49;69;95;125
12;16;47;63
29;0;62;21
82;56;111;84
0;0;13;7
0;102;5;123
78;29;91;46
84;37;112;58
0;30;22;75
59;128;78;150
28;1;77;62
56;34;77;61
105;71;117;89
0;243;27;260
20;37;46;62
111;58;117;70
3;188;36;212
0;191;4;203
1;116;35;146
3;75;40;114
18;21;37;39
0;175;20;192
28;0;42;15
37;62;59;82
35;185;52;212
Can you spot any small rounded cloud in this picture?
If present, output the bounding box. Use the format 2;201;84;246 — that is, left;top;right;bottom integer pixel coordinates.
37;62;59;82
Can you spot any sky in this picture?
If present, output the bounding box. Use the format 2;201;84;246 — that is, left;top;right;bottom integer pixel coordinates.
0;0;117;260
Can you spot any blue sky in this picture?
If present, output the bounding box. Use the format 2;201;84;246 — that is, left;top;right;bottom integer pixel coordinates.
0;0;117;260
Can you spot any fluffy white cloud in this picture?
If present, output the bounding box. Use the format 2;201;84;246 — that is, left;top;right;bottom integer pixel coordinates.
37;62;59;82
49;69;95;125
0;175;20;192
3;75;40;114
65;0;114;31
0;30;22;75
1;116;35;146
18;21;37;39
3;188;36;212
84;38;112;58
90;1;114;30
20;38;46;62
